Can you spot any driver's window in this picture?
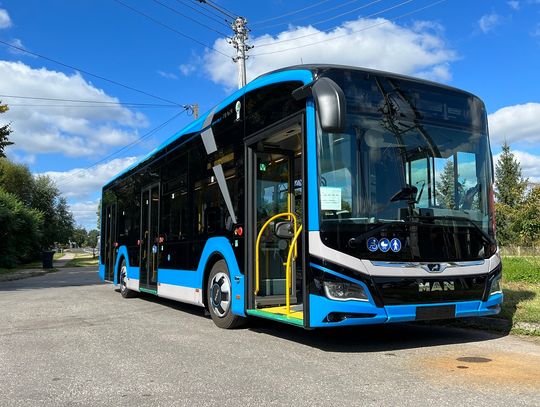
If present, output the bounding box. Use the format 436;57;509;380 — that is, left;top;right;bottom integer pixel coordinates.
409;158;429;208
457;152;478;210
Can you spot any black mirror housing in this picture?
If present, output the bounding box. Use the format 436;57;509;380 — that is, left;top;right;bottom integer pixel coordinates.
274;221;295;239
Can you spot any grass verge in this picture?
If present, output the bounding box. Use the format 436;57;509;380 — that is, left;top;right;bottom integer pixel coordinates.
0;252;64;274
445;257;540;336
66;253;99;267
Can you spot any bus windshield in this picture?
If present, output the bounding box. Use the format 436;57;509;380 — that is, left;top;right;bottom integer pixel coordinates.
317;70;496;262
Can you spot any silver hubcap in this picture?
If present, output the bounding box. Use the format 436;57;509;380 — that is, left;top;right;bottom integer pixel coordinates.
120;266;127;293
210;272;231;318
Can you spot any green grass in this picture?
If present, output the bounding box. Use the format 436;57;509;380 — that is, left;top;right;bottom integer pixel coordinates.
459;256;540;336
0;252;64;274
65;253;99;267
500;281;540;324
502;256;540;283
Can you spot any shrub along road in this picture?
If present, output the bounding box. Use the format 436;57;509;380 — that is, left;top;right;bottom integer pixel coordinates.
0;267;539;407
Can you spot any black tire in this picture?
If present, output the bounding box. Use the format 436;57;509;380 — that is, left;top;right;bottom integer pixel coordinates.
206;260;245;329
119;259;136;298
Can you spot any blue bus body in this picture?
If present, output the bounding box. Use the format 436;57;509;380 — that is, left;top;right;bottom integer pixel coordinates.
100;65;502;328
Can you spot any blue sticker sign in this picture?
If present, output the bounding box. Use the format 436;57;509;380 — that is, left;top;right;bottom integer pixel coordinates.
378;238;390;252
367;237;378;252
390;238;402;253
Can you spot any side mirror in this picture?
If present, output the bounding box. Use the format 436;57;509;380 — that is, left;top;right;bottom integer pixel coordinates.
293;77;347;133
274;221;295;239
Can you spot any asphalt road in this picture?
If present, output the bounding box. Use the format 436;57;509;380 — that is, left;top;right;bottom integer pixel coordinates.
1;267;539;407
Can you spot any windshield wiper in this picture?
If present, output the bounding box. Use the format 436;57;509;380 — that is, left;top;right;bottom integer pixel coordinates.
415;215;496;246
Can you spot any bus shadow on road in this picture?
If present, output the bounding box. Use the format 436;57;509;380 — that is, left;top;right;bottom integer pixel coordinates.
133;293;507;352
246;319;507;353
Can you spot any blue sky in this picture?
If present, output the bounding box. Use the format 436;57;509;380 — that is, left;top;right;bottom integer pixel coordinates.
0;0;539;229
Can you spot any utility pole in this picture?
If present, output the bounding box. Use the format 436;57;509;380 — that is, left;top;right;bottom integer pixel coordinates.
197;1;251;88
229;16;251;89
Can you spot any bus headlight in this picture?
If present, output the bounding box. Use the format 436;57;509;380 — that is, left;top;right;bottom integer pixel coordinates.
489;273;502;295
323;281;368;301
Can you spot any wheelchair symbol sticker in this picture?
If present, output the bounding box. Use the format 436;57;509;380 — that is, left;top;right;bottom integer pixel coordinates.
367;237;378;252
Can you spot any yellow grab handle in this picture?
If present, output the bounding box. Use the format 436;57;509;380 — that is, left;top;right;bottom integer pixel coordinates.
285;225;302;314
255;212;297;295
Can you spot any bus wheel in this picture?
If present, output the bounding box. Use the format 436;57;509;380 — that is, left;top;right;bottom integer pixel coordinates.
119;260;136;298
207;260;244;329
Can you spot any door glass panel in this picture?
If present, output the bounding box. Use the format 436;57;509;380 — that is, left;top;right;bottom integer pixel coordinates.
256;152;290;296
149;186;160;284
140;190;150;286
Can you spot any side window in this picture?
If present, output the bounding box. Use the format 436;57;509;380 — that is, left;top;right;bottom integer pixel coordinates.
161;153;189;241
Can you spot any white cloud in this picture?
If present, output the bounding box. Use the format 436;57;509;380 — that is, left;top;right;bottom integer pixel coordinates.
157;70;178;80
488;103;540;145
179;63;196;76
478;13;500;33
202;17;457;91
507;1;520;10
38;156;139;200
36;156;139;229
0;8;11;29
6;38;33;57
494;150;540;183
69;200;101;230
0;61;148;157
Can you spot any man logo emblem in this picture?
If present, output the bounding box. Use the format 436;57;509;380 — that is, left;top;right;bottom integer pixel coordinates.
418;281;455;292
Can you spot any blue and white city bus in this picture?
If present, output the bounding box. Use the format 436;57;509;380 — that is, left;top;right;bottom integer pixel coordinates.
99;65;503;329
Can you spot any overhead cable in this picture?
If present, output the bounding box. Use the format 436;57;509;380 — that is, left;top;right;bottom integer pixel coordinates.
255;0;411;49
0;38;180;106
251;0;447;56
151;0;229;37
55;109;187;188
113;0;231;58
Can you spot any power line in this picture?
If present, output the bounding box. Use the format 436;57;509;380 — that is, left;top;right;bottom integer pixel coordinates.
197;0;238;20
5;104;181;109
252;0;363;30
250;0;334;26
0;94;177;107
0;39;180;106
189;0;232;23
55;110;187;188
174;0;231;28
151;0;229;37
113;0;231;59
251;0;447;57
309;0;386;26
254;0;415;50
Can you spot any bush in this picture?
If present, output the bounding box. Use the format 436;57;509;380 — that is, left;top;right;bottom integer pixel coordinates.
0;188;43;268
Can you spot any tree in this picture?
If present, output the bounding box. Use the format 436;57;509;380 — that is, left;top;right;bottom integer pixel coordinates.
436;160;464;209
86;229;100;248
0;101;14;158
495;142;528;207
516;186;540;245
31;175;75;248
0;158;35;205
71;227;88;247
0;188;43;267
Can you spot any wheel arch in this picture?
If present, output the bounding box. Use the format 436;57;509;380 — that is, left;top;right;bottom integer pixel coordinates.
113;246;130;285
196;237;246;317
202;252;226;309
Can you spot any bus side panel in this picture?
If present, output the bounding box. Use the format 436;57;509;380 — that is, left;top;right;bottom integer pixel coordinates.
98;263;105;281
157;237;246;316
